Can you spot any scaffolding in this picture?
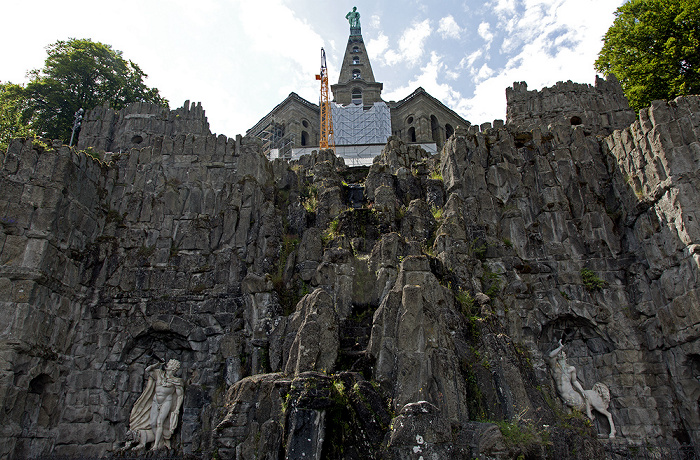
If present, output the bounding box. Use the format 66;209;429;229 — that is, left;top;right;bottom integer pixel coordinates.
256;120;296;159
332;102;391;145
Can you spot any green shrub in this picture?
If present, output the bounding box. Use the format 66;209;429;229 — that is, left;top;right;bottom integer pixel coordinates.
322;218;341;244
456;288;476;317
580;268;606;291
482;268;502;298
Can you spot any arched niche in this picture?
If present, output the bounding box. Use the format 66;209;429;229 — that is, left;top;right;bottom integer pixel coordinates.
408;126;417;143
430;115;440;144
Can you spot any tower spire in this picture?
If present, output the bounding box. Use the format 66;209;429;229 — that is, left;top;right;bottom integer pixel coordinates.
332;7;383;107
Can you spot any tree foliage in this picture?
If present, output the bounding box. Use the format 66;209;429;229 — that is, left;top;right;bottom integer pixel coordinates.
0;82;34;151
5;38;167;145
595;0;700;111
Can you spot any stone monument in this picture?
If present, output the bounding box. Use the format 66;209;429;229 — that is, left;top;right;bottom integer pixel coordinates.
125;359;185;450
548;340;616;438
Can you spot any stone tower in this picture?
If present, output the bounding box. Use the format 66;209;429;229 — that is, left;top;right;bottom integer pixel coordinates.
331;9;383;107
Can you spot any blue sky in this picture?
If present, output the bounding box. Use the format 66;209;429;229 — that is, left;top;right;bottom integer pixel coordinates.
0;0;625;138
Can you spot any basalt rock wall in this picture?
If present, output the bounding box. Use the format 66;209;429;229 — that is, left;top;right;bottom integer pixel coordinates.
605;96;700;444
1;92;700;459
0;129;274;458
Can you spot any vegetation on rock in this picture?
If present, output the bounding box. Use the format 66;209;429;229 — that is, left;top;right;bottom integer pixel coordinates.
580;268;606;291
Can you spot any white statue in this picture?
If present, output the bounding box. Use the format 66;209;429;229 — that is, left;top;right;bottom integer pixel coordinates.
125;359;185;450
548;339;616;438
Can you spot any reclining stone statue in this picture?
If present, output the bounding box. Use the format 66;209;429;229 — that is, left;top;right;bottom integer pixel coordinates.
548;339;616;438
124;359;185;450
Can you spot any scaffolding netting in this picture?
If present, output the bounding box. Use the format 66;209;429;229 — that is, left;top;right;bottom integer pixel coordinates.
332;102;391;146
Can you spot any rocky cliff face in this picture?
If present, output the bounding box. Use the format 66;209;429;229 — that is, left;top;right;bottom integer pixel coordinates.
1;90;700;459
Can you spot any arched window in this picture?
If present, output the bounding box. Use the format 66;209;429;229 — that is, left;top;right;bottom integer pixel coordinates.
445;124;454;140
301;131;309;146
352;56;360;65
408;127;416;142
352;69;361;79
430;115;440;143
352;88;362;105
352;46;360;53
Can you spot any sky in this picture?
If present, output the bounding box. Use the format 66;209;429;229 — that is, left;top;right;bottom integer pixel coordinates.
0;0;625;138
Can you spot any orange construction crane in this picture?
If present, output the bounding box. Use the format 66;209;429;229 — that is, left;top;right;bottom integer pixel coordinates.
315;48;335;152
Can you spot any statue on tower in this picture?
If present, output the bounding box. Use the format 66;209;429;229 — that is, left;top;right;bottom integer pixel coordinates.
346;7;361;30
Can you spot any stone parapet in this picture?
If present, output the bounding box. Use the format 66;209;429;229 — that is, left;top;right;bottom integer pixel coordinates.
76;100;211;154
506;75;636;136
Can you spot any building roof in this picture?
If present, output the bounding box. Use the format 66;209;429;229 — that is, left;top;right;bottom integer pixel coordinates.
246;92;319;136
391;87;471;127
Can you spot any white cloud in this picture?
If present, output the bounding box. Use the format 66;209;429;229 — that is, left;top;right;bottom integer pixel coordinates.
438;15;462;39
445;70;460;80
398;19;432;65
367;33;390;60
489;0;516;15
460;49;483;69
370;15;381;29
473;64;495;83
238;0;322;70
377;19;432;67
236;0;325;111
478;22;494;49
383;52;467;111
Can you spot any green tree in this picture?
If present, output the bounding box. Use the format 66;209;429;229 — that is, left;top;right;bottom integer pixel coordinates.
19;38;167;144
595;0;700;111
0;82;34;151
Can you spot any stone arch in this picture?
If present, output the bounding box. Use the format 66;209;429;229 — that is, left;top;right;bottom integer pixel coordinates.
119;316;201;366
445;123;454;140
540;314;610;353
408;126;417;143
29;373;53;394
352;56;360;65
570;116;583;126
352;69;361;80
17;371;59;438
301;131;309;146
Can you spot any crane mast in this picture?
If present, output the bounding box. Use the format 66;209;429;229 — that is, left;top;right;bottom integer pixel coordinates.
316;48;335;152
